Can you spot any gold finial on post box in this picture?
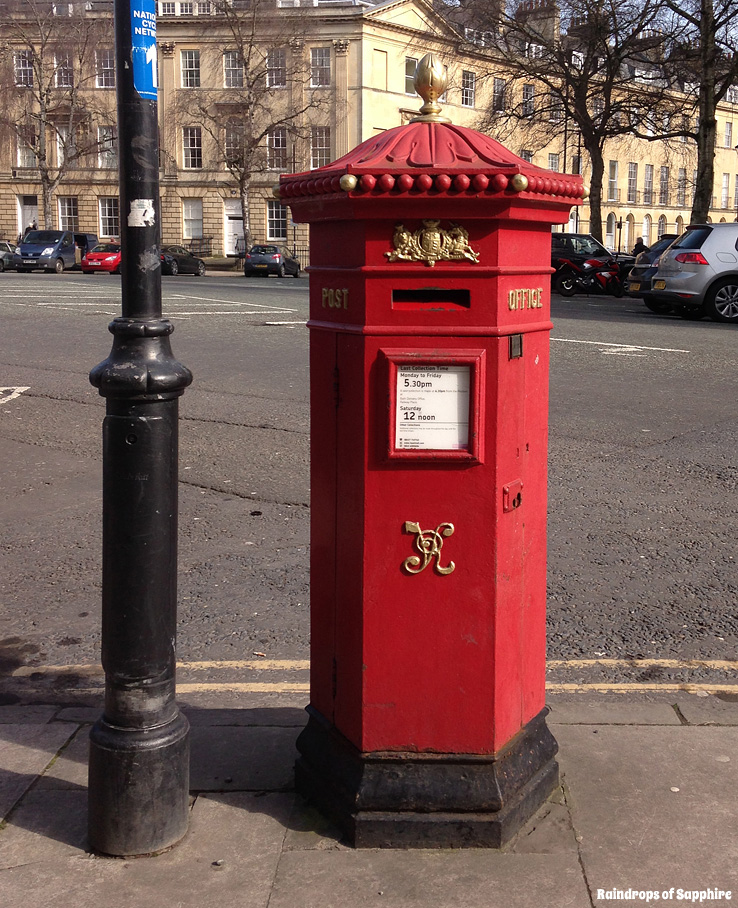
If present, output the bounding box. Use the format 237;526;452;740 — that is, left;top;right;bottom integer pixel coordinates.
411;53;452;124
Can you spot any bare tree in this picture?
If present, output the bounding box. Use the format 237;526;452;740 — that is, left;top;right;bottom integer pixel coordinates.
454;0;689;240
173;0;330;249
0;0;115;229
663;0;738;222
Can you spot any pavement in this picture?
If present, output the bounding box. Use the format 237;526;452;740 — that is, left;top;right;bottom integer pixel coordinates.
2;690;738;907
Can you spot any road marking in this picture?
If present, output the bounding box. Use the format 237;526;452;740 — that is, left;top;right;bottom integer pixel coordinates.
552;337;690;354
0;386;30;404
548;658;738;670
548;682;738;694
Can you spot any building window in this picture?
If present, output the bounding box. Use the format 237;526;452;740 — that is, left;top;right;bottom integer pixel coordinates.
461;70;476;107
17;127;37;168
571;155;582;175
99;197;119;237
405;57;417;94
644;164;654;205
492;77;506;112
726;122;733;148
658;215;667;238
58;197;79;231
310;47;331;87
520;149;533;163
198;1;211;13
182;198;203;239
225;118;244;167
627;162;638;203
549;93;563;123
734;175;738;211
183;127;202;168
57;125;77;167
96;49;115;88
608;160;619;201
548;153;560;171
161;1;175;13
15;51;34;87
267;127;288;170
181;50;200;88
223;51;243;88
676;168;686;207
55;53;73;88
522;84;534;117
659;166;670;206
267;200;288;240
180;1;193;12
310;126;331;169
722;173;730;208
267;49;286;88
98;126;117;168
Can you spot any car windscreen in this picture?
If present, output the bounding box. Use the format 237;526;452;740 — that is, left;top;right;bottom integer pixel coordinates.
91;244;120;253
571;236;609;256
250;246;278;254
24;231;62;244
671;227;711;250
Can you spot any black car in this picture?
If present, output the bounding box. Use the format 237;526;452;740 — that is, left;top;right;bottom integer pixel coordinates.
552;233;635;284
624;235;679;312
160;244;206;276
243;244;301;278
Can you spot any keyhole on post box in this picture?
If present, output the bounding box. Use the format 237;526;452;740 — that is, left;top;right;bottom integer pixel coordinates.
503;480;523;513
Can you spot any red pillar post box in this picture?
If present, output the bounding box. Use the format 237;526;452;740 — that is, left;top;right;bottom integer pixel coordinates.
280;55;583;848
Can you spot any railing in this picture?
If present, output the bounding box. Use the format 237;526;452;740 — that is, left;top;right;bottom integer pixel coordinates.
186;237;213;256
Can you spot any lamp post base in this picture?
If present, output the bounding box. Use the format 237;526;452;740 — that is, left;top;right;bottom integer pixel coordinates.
295;707;558;848
88;711;190;857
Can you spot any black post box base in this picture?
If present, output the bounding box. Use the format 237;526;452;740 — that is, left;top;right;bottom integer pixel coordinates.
295;706;558;848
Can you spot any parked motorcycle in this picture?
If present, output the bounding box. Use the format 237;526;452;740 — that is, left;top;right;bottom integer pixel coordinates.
554;257;624;297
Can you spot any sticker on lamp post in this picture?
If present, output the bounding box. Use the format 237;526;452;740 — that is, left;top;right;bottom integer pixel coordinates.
131;0;158;101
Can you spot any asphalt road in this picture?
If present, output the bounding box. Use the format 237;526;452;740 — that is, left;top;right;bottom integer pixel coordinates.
1;270;737;699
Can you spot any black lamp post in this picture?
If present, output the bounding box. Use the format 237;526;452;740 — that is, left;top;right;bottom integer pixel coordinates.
87;0;192;856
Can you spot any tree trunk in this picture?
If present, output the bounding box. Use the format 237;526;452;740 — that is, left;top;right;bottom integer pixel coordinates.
240;177;252;249
691;0;717;224
586;145;606;241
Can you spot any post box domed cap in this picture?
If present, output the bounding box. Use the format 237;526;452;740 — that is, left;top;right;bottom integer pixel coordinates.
279;55;584;205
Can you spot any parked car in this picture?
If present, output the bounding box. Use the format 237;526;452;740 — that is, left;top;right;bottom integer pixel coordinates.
81;242;121;274
14;230;98;273
160;244;206;276
624;234;678;312
552;233;634;296
649;223;738;321
243;244;301;278
0;241;14;271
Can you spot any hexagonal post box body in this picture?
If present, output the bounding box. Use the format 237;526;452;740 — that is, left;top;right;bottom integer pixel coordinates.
281;102;582;848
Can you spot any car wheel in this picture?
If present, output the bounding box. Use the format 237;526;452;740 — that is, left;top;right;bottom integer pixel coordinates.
0;259;5;273
705;278;738;322
643;296;673;314
169;260;178;276
16;268;28;273
277;264;286;278
292;266;300;278
676;305;706;320
54;258;65;274
196;261;205;276
555;272;576;296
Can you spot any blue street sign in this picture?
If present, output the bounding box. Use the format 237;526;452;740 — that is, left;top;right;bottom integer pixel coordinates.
131;0;157;100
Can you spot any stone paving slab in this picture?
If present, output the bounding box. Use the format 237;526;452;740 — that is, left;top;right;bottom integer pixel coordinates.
189;725;300;791
676;696;738;726
548;699;681;725
0;706;60;725
0;723;78;820
0;793;293;908
557;724;738;902
269;850;591;908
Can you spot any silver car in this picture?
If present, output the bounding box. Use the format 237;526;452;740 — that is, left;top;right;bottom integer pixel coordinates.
651;223;738;322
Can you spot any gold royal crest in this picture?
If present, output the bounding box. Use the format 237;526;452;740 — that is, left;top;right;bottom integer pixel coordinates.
386;220;480;268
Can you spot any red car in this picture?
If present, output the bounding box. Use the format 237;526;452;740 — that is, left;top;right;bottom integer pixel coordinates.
81;242;121;274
